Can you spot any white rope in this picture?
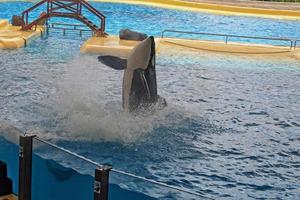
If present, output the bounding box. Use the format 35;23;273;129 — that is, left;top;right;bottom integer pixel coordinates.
35;136;212;199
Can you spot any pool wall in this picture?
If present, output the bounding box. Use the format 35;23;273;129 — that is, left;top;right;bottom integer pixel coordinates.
0;135;156;200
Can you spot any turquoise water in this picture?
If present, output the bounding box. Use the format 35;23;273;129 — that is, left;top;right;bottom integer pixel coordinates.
1;2;300;200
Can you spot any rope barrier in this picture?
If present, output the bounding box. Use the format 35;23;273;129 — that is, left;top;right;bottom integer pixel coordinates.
34;136;212;199
34;137;103;167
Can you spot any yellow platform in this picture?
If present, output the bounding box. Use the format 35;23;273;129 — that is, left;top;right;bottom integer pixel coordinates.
159;37;299;60
80;35;164;57
0;194;18;200
0;19;44;49
81;35;140;57
160;37;292;54
81;35;299;60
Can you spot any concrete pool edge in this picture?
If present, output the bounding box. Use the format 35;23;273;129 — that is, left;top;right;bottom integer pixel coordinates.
89;0;300;20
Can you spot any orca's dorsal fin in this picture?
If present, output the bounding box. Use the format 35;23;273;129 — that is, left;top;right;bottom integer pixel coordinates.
98;55;127;70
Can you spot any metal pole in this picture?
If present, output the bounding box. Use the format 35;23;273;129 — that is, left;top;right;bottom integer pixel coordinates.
19;135;35;200
94;166;112;200
46;21;49;36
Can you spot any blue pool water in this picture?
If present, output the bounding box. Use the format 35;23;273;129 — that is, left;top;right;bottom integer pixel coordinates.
1;2;300;200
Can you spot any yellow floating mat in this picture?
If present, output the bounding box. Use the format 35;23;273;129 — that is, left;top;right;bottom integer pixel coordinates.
81;35;162;57
0;19;44;49
80;36;143;58
80;35;298;59
81;35;140;57
159;37;294;54
0;19;9;29
94;0;300;20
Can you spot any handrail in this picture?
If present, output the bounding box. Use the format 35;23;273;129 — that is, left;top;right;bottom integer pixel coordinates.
21;0;106;35
51;22;86;27
81;0;105;19
47;22;93;36
33;136;212;199
161;29;295;49
50;23;91;31
80;0;105;32
22;0;47;15
22;0;48;25
34;137;103;167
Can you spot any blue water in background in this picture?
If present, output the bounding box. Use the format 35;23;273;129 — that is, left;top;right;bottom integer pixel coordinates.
0;2;300;200
1;1;300;42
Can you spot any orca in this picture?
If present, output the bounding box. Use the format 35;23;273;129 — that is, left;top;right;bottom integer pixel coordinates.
98;36;166;113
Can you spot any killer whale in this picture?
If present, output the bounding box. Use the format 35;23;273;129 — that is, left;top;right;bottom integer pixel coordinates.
98;36;166;112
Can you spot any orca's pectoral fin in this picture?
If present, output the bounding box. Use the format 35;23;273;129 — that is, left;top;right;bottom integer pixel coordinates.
98;55;127;70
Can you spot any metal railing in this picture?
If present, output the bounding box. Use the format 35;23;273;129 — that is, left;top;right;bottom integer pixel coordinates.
161;29;295;49
21;0;106;36
17;134;211;200
47;23;93;36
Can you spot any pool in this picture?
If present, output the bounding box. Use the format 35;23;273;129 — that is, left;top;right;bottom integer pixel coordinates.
0;1;300;200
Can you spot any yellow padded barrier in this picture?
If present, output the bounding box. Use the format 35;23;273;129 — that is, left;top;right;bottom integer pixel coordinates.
159;37;293;54
159;37;299;60
81;35;140;57
0;19;9;29
93;0;300;20
0;20;44;49
81;35;162;57
81;35;299;60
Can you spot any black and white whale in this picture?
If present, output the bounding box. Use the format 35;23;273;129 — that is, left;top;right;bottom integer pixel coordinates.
98;36;166;113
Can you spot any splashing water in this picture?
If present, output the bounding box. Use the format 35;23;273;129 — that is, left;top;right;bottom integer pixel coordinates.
47;56;192;143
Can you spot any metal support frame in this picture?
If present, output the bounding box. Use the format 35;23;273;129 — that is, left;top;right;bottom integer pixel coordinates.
19;135;35;200
21;0;106;36
47;23;92;36
94;166;112;200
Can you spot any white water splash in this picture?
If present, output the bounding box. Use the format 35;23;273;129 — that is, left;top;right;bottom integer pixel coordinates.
48;55;184;143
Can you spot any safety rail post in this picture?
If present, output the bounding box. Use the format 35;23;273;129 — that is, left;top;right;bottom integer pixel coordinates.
295;40;300;49
19;135;35;200
94;166;112;200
